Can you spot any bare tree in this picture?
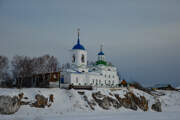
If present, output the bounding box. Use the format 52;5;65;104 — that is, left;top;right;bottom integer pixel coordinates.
32;54;60;74
12;54;60;77
0;55;9;80
11;55;34;79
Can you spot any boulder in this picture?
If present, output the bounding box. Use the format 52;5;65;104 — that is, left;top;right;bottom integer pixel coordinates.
0;95;20;114
151;100;162;112
49;94;54;103
18;93;24;100
31;94;48;108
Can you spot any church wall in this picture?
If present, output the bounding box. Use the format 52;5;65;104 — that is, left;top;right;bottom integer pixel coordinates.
70;73;86;86
71;50;87;66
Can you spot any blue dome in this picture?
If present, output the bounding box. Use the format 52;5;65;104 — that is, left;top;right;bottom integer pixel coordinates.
72;43;85;50
98;51;104;55
72;30;85;50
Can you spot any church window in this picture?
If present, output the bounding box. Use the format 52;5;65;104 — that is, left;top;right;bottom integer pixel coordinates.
99;80;101;84
81;54;85;63
105;74;106;78
76;77;78;83
92;79;94;84
109;75;111;78
108;68;111;71
72;54;75;63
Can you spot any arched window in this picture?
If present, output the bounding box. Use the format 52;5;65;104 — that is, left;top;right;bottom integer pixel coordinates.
81;54;85;63
72;54;75;63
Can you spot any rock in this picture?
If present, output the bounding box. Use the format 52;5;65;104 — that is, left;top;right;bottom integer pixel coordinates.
92;91;149;111
139;96;148;111
122;92;138;110
106;96;121;109
31;94;48;108
78;91;85;95
0;95;20;114
23;97;28;100
151;100;162;112
83;95;96;110
114;94;123;105
20;101;30;105
49;94;54;103
92;92;121;110
122;97;137;110
122;92;148;111
18;93;24;100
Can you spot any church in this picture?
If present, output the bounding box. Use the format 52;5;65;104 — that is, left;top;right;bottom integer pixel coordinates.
60;29;120;88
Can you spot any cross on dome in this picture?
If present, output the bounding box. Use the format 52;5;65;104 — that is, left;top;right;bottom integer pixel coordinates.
98;44;105;55
72;28;85;50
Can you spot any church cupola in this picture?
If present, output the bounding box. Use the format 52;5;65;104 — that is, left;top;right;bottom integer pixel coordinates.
72;28;85;50
96;45;107;65
71;29;87;68
98;45;105;61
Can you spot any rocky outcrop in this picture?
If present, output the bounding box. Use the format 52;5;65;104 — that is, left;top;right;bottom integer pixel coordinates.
91;91;149;111
92;91;121;110
0;95;20;114
83;95;96;110
139;96;148;111
151;100;162;112
31;94;48;108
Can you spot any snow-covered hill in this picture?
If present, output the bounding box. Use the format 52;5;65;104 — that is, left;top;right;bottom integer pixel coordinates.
0;88;180;120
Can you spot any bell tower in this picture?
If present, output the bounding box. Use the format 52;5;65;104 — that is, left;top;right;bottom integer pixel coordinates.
71;29;88;72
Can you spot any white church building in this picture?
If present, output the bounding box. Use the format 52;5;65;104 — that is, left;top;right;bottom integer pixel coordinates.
60;30;120;88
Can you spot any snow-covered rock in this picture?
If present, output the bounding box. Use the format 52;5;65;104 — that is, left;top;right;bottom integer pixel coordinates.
0;95;20;114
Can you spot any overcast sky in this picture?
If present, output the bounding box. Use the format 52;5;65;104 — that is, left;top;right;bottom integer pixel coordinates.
0;0;180;87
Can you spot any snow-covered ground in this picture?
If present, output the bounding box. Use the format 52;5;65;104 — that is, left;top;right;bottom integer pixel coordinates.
1;111;180;120
0;88;180;120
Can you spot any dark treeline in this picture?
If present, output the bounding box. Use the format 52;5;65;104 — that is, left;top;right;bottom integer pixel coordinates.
0;54;60;87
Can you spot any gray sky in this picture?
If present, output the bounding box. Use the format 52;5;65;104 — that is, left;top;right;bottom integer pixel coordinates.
0;0;180;87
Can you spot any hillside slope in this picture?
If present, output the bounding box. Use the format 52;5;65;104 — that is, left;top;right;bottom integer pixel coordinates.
0;88;180;119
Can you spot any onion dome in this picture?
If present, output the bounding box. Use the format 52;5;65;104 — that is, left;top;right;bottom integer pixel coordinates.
72;29;85;50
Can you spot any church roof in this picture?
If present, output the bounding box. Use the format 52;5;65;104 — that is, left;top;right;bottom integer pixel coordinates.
72;41;85;50
98;45;104;55
72;29;85;50
98;51;104;55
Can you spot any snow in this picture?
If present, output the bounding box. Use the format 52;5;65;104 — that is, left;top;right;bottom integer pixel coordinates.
1;111;180;120
0;88;180;120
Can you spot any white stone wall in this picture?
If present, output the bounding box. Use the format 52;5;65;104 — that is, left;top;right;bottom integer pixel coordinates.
61;65;120;88
71;50;87;66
